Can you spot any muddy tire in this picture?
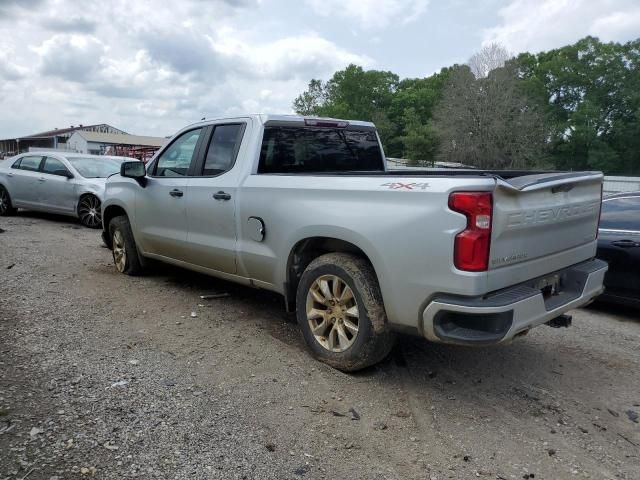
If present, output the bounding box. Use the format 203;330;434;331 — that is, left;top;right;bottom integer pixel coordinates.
108;215;143;276
296;252;395;372
0;185;17;216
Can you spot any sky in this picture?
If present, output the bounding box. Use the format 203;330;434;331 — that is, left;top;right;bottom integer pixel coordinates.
0;0;639;138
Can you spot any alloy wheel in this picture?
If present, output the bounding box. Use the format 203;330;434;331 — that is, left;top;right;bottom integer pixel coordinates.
305;274;360;352
112;229;127;273
79;196;102;228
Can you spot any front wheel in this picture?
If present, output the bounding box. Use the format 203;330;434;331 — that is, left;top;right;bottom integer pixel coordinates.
0;186;17;216
109;216;143;275
78;195;102;229
296;253;395;372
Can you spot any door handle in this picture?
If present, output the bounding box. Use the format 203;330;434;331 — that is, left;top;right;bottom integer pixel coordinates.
38;177;46;182
213;191;231;201
169;189;183;197
7;173;13;177
611;239;640;248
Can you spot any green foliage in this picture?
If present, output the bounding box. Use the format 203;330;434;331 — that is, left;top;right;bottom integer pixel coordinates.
515;36;640;173
293;37;640;174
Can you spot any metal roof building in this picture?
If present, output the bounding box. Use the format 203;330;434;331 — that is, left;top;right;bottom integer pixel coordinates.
67;131;167;161
0;123;128;157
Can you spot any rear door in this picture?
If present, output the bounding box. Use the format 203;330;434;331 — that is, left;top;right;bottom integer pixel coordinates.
135;127;205;260
9;155;44;207
38;156;77;214
597;195;640;299
183;122;247;273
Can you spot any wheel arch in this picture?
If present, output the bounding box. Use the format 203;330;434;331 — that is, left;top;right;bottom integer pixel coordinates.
102;204;129;248
284;236;382;313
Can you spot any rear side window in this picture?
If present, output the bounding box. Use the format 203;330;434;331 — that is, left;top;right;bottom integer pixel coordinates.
201;124;244;176
600;196;640;231
16;156;43;172
258;127;384;174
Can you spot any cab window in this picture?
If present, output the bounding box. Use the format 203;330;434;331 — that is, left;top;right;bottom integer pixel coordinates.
154;128;203;177
200;124;244;176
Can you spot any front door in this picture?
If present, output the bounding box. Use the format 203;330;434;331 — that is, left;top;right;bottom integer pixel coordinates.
184;123;246;274
135;127;204;260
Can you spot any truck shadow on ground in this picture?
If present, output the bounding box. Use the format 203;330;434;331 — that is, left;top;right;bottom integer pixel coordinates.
149;262;607;386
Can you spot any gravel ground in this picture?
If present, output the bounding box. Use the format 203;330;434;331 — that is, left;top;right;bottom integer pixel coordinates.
1;213;639;480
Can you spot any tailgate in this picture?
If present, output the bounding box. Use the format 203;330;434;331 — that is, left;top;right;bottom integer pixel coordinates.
490;172;603;272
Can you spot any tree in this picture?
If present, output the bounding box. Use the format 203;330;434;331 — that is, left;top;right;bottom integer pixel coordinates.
399;108;438;165
468;43;511;78
292;79;326;116
432;62;549;169
293;64;399;146
515;36;640;174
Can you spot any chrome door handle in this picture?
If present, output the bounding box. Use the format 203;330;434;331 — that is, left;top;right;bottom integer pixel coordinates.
38;177;46;182
213;191;231;201
7;173;13;177
169;189;183;197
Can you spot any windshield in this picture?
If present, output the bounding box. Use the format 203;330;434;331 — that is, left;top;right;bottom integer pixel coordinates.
66;157;128;178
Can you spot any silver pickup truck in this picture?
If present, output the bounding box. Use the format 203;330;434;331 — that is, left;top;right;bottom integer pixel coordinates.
102;115;607;371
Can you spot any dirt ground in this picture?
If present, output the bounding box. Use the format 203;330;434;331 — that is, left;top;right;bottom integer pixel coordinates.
1;213;639;480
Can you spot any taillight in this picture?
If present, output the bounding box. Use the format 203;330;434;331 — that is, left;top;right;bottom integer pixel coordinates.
449;192;493;272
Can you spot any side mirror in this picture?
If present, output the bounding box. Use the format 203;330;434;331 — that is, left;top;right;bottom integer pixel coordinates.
121;161;146;179
55;169;74;179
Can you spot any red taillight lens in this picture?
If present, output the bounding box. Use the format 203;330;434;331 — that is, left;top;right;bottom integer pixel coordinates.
449;192;493;272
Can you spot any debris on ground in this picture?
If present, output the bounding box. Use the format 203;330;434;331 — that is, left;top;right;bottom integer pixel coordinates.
349;407;360;420
109;380;129;388
626;410;639;423
200;293;230;300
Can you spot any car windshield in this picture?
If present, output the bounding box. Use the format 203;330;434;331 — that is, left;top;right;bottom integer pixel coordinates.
66;157;127;178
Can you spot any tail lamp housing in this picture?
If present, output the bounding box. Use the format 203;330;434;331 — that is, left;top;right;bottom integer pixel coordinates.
449;192;493;272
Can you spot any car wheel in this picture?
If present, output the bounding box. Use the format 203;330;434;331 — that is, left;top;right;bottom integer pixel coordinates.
109;215;143;276
0;186;17;216
296;252;395;372
78;194;102;229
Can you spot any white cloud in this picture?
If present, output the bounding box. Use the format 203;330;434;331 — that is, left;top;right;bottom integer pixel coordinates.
306;0;429;29
35;34;106;81
483;0;640;53
0;0;370;138
214;32;372;81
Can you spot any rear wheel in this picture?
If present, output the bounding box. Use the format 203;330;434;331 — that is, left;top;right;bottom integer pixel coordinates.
0;186;17;216
78;195;102;228
296;253;395;372
109;215;143;275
